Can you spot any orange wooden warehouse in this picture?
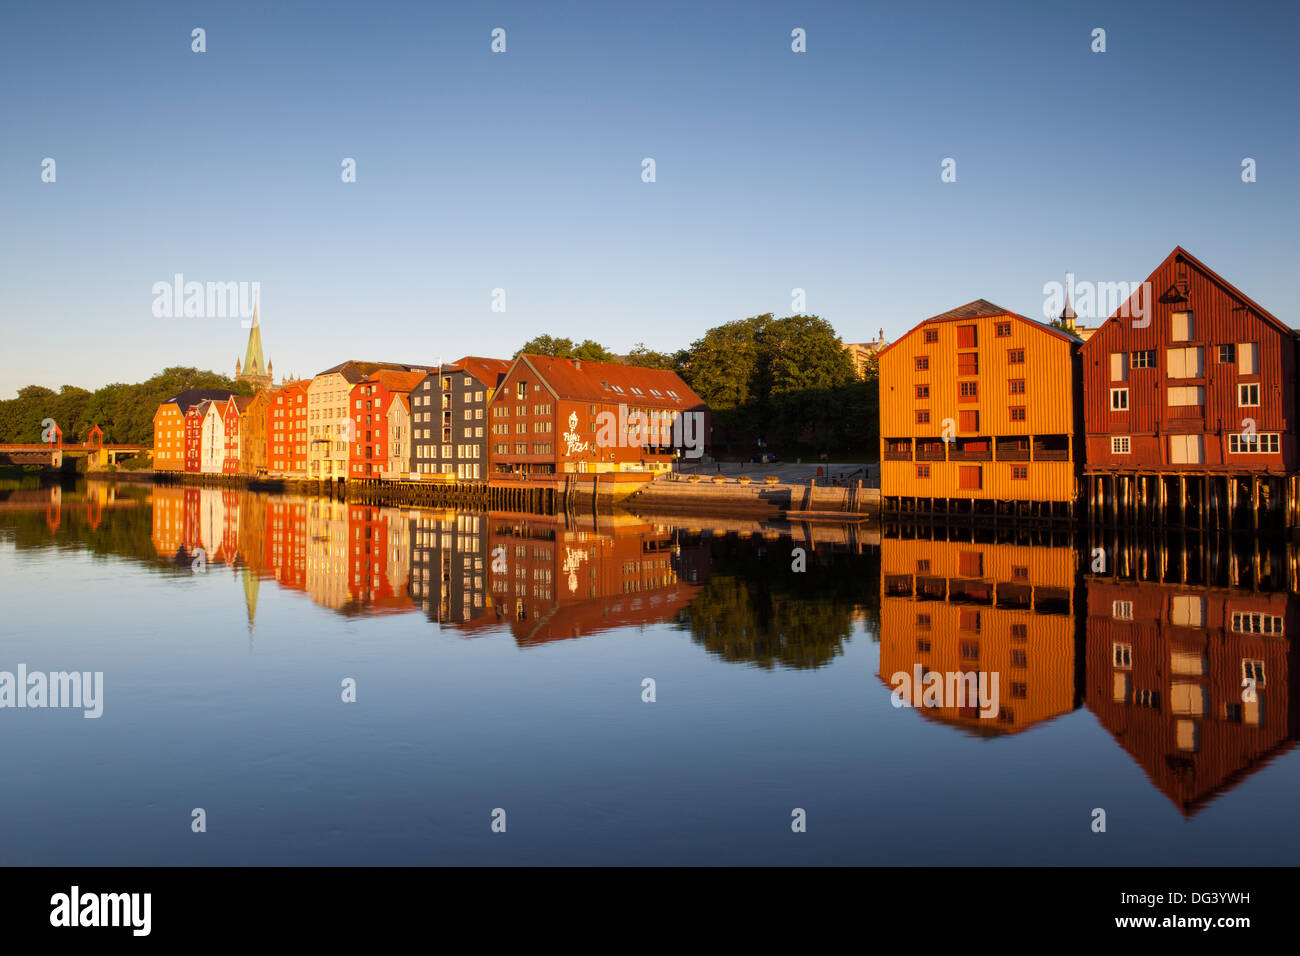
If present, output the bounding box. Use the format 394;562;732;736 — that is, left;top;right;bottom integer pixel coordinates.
877;300;1082;517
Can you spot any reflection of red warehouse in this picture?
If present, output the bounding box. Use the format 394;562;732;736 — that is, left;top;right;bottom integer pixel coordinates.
1085;579;1298;815
483;514;704;644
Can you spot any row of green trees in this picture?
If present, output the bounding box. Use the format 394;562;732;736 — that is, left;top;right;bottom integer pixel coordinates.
0;367;252;445
519;314;879;458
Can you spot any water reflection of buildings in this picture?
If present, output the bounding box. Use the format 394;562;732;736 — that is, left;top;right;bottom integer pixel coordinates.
146;489;709;641
478;512;707;645
1085;532;1300;816
878;530;1080;736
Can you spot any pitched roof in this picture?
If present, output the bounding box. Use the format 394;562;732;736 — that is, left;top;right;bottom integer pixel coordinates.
923;299;1013;322
315;360;432;384
515;354;706;409
877;299;1078;360
1154;246;1292;336
449;356;512;389
163;388;237;414
356;369;428;394
230;395;254;412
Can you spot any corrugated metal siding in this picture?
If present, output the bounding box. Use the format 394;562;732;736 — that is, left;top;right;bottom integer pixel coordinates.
1081;249;1299;471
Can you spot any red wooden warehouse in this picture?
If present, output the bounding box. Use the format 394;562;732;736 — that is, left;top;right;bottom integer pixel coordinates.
348;370;427;479
1081;247;1300;529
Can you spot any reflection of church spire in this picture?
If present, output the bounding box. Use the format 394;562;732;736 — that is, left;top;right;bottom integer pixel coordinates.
242;565;260;643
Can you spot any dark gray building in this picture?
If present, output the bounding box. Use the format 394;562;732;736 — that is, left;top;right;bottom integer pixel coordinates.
409;357;510;479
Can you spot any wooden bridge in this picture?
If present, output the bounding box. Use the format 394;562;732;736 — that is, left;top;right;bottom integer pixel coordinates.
0;425;147;470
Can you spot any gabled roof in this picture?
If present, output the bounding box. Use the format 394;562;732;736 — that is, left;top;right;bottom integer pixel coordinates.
387;393;411;414
354;369;428;394
510;353;706;409
315;361;432;384
924;299;1014;322
229;395;254;413
162;388;237;415
877;300;1078;359
1155;246;1290;336
449;356;512;389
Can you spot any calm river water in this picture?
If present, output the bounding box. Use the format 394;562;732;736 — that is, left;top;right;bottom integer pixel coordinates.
1;481;1297;865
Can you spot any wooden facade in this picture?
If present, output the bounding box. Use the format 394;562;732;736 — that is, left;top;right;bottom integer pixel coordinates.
347;370;427;479
1082;247;1300;528
410;357;510;481
153;388;235;473
239;391;269;476
268;380;310;477
488;354;708;476
878;300;1081;516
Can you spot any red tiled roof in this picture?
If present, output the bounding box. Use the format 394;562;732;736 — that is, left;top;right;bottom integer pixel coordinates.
516;354;706;409
357;369;428;394
450;356;512;389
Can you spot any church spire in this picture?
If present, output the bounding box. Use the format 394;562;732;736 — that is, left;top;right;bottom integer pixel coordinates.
237;292;272;387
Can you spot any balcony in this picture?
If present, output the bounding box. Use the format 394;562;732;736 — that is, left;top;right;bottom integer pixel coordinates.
915;441;946;461
1032;435;1070;462
883;439;912;461
949;438;992;462
995;436;1030;462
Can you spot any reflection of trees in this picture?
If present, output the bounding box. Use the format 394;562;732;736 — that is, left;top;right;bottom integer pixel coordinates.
0;484;171;568
682;538;879;669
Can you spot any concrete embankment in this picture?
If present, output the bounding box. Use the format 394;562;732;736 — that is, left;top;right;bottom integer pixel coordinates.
626;477;879;520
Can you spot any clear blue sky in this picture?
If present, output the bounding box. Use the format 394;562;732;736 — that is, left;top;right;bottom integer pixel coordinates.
1;0;1296;397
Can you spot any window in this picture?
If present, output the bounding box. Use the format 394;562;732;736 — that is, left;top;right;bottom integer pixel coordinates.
1169;434;1204;464
1110;388;1129;410
1131;349;1156;368
958;465;982;490
915;384;930;399
1007;349;1025;364
1242;660;1266;688
959;381;978;398
1011;465;1027;480
1167;386;1204;407
915;356;929;371
1008;379;1025;395
1238;342;1258;375
915;410;930;424
915;464;930;479
1170;595;1206;628
1233;613;1283;636
1111;435;1131;455
957;325;977;348
1009;407;1025;422
959;410;979;432
1112;639;1132;663
1110;352;1127;382
995;322;1011;337
1239;383;1260;406
516;382;527;399
1218;343;1235;364
1166;346;1203;378
923;328;938;343
1229;432;1279;454
1171;311;1193;341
